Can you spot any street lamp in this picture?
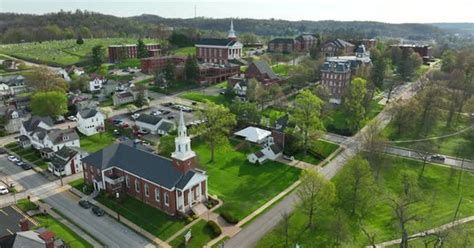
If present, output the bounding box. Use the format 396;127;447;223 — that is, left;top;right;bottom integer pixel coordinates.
115;192;120;221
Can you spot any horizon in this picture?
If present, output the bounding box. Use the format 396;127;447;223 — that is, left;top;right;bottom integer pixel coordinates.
1;0;474;24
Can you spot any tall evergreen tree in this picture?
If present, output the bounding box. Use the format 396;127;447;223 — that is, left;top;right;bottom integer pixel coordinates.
137;39;149;58
184;55;199;82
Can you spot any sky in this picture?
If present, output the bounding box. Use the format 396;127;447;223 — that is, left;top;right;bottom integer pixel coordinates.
1;0;473;24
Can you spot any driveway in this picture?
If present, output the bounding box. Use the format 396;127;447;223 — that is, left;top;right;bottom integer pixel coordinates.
0;205;36;237
0;156;156;248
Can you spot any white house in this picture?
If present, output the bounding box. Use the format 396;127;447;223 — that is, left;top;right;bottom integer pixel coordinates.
19;116;80;158
76;108;105;136
48;146;88;177
135;114;176;135
3;107;30;134
88;75;104;92
247;139;282;164
234;126;272;144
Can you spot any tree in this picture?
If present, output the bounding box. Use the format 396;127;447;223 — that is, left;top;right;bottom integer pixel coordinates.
417;84;441;135
193;101;236;162
329;210;349;247
76;35;84;45
336;156;376;218
389;171;422;248
289;90;324;156
184;55;199;82
25;66;68;92
91;45;105;67
136;39;149;58
414;140;437;178
30;91;68;117
99;107;112;119
98;64;108;77
69;75;89;92
277;211;291;248
134;92;149;108
158;132;176;156
343;77;367;132
370;48;387;89
229;100;260;127
297;170;335;230
162;60;175;82
126;104;138;114
362;120;388;180
390;99;419;136
398;48;422;81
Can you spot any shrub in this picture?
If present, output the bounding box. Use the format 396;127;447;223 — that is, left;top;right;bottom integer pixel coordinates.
220;211;239;225
206;220;222;237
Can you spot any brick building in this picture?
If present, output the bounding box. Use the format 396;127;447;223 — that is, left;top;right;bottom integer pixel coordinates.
195;20;243;64
108;44;161;63
320;39;356;57
82;111;208;216
198;63;240;84
140;56;187;74
320;61;352;104
391;44;433;59
267;34;318;53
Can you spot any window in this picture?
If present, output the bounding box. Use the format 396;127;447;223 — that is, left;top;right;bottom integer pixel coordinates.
135;180;140;192
125;175;130;188
164;192;169;206
155;188;160;202
144;184;149;197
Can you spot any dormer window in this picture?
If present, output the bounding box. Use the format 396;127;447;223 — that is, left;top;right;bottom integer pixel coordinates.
63;136;69;141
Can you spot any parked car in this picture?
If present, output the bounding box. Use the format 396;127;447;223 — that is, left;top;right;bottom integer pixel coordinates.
0;185;8;195
113;129;120;136
151;111;161;116
431;154;446;162
138;129;150;135
131;113;140;120
67;116;78;121
16;161;25;167
162;110;171;115
20;163;32;170
161;102;173;107
121;123;130;128
79;200;92;209
7;156;19;162
92;206;105;216
191;102;197;106
167;116;175;120
113;119;124;126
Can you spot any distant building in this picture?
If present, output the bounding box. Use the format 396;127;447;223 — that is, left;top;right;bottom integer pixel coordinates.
267;34;318;53
108;43;161;63
228;61;282;96
195;20;243;64
112;87;148;106
320;39;356;57
0;75;26;95
198;63;240;84
2;59;17;70
140;55;187;74
320;61;352;104
391;44;433;60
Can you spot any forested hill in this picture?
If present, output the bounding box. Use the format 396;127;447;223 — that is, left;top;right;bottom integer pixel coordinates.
0;10;450;44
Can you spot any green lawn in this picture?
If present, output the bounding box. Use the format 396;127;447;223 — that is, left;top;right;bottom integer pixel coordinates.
179;92;231;106
0;38;160;66
415;64;430;79
257;156;474;247
150;81;199;95
95;194;187;241
384;113;473;160
192;138;301;220
294;140;339;165
271;64;292;77
173;47;196;56
79;132;116;153
169;220;217;248
114;58;140;69
324;99;384;136
16;200;92;248
7;144;48;169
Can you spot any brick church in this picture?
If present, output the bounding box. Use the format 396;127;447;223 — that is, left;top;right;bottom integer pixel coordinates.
81;111;208;216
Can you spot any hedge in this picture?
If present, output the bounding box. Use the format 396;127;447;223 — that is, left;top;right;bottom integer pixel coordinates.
206;220;222;237
220;211;239;225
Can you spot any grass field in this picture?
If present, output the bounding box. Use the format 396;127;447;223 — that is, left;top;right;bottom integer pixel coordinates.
79;132;116;153
0;38;160;66
193;138;301;220
173;46;196;56
384;113;473;160
95;194;188;241
294;140;339;165
179;91;231;106
16;200;92;248
169;220;217;248
271;64;292;77
257;156;474;247
150;80;199;95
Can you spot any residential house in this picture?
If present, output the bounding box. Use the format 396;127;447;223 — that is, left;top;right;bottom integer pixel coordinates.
88;74;105;92
195;20;243;65
19;116;80;158
245;61;281;85
294;34;318;52
0;75;26;95
48;146;88;177
82;111;208;216
247;138;282;164
112;87;148;106
0;227;65;248
76;108;105;136
75;99;99;112
320;39;356;57
135;114;175;135
2;59;17;70
3;106;30;134
65;65;85;76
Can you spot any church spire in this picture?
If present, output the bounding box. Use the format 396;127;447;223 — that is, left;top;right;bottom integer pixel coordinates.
177;109;187;137
171;109;196;172
228;19;236;40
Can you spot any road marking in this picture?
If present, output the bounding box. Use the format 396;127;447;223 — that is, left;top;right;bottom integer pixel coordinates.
6;228;13;234
11;205;39;226
0;209;8;216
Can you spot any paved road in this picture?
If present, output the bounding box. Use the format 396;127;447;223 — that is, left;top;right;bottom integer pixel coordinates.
0;205;35;237
0;156;155;248
224;69;426;248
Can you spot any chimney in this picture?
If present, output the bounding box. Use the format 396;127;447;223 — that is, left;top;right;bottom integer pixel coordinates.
38;231;55;248
19;218;29;231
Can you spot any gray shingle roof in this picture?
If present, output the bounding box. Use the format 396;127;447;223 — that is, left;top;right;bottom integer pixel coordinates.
250;61;279;80
158;121;175;132
78;108;98;119
81;143;195;189
47;128;79;145
269;38;295;44
136;114;162;125
195;38;238;46
22;116;54;132
325;39;355;48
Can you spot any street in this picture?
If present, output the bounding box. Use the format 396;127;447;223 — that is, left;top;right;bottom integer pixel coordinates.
0;155;156;248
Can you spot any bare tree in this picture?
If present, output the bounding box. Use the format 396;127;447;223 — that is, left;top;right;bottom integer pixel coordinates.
414;140;437;178
278;211;291;248
362;119;388;180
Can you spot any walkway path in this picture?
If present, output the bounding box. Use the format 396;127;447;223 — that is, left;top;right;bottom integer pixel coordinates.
374;215;474;247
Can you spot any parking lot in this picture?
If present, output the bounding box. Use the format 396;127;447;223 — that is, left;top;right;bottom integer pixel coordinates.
0;205;36;237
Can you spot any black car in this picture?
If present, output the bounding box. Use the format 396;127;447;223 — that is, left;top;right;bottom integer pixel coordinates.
20;163;32;170
167;116;175;120
162;110;171;115
92;206;105;216
79;200;92;209
161;102;173;107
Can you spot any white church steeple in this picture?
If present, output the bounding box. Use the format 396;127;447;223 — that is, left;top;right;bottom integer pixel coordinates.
228;19;236;40
171;110;196;162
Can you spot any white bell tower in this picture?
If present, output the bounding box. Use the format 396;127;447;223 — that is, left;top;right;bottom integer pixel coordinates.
171;110;196;162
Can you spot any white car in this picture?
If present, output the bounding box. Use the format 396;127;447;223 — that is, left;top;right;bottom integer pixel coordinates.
67;116;78;121
7;155;19;162
0;185;9;195
131;113;140;120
